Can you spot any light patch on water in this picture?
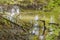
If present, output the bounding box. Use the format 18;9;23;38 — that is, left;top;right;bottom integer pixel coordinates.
42;26;44;31
39;35;44;40
34;15;39;21
50;16;55;23
29;21;39;35
34;23;38;27
16;8;20;14
10;5;20;17
6;12;15;22
32;27;39;35
31;18;39;35
7;5;20;22
11;8;15;17
7;15;15;22
49;32;53;35
6;10;15;22
13;5;20;14
49;28;53;35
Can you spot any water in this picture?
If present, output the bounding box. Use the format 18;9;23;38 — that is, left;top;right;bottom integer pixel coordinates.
39;35;44;40
49;32;53;35
13;5;20;14
32;15;39;35
11;8;15;16
50;16;55;23
32;27;39;35
32;22;39;35
7;5;20;22
7;8;16;22
42;26;44;31
34;15;39;21
49;28;53;35
34;23;38;27
16;8;20;14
